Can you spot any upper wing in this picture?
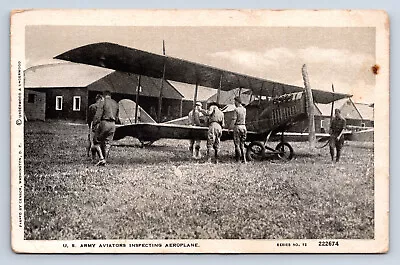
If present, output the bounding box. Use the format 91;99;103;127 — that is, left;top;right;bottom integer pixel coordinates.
55;42;351;104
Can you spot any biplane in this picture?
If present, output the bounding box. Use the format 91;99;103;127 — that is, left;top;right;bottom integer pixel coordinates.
55;42;352;160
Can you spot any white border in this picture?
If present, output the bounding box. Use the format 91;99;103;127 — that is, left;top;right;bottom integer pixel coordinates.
10;9;389;254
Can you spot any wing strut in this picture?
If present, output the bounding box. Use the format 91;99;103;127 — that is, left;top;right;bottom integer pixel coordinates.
135;75;141;124
258;82;265;103
158;40;167;123
330;84;335;123
244;77;252;100
192;66;199;117
217;72;223;104
193;81;199;114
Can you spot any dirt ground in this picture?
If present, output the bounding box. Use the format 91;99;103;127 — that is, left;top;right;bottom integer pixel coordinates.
23;121;374;240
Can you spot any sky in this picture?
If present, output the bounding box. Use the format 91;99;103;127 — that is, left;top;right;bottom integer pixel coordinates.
25;26;376;103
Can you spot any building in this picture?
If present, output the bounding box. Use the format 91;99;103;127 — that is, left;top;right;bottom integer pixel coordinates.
24;63;112;121
294;98;375;134
313;98;374;133
87;71;184;122
339;99;364;126
24;63;184;122
352;102;374;127
320;99;375;129
24;89;46;121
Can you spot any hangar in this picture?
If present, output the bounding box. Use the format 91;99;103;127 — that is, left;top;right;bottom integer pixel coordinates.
24;63;185;122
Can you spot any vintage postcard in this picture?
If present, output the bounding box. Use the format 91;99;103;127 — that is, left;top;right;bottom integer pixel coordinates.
10;9;389;253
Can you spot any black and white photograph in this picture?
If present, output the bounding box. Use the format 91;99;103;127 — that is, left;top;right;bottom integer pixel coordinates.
10;9;389;253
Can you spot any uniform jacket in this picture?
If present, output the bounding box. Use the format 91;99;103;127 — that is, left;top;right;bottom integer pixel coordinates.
231;105;246;126
93;96;119;126
202;105;225;127
330;116;346;136
87;102;99;126
188;109;202;126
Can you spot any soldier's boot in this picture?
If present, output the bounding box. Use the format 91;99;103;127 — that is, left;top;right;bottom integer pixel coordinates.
235;150;240;162
94;145;106;166
241;147;247;164
336;149;341;163
214;150;219;164
195;146;201;159
101;145;106;159
329;147;335;162
86;134;91;157
206;149;212;163
90;146;97;160
191;146;197;159
104;144;112;160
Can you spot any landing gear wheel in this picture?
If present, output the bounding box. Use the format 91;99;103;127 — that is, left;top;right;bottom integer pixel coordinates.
246;141;265;161
275;142;294;160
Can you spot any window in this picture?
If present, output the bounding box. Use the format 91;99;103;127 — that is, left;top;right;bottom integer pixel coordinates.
320;120;325;129
73;96;81;111
320;120;328;133
28;93;35;103
55;96;63;110
167;105;171;117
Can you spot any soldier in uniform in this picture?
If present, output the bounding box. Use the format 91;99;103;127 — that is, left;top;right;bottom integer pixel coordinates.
188;102;203;159
329;109;346;162
86;94;103;159
230;96;247;163
199;102;225;163
92;91;119;166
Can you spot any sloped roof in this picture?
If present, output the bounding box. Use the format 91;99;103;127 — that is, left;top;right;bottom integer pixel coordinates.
339;99;362;120
206;88;252;105
315;98;349;117
87;71;184;100
168;81;216;101
24;63;113;88
315;103;333;117
354;103;374;121
312;103;322;116
315;99;373;121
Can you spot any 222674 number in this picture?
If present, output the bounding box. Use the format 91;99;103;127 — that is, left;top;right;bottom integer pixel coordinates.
319;241;339;247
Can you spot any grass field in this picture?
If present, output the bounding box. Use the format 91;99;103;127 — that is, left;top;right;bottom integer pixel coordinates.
24;121;374;240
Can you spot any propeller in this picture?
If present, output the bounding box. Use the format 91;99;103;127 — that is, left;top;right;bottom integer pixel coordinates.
302;64;316;149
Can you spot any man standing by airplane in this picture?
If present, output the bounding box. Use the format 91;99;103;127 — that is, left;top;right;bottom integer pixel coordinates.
86;94;103;159
199;102;225;164
329;109;346;162
188;101;203;159
92;91;119;166
230;96;247;163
